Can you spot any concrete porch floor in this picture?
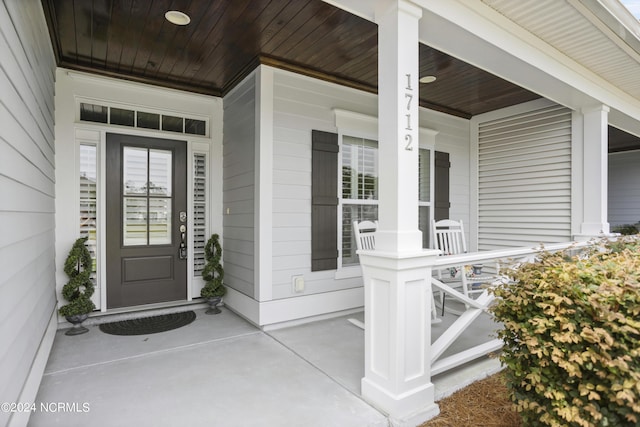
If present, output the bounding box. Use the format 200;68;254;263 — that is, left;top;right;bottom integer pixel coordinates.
28;306;502;427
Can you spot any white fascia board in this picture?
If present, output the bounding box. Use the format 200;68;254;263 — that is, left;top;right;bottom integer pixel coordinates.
578;0;640;49
609;109;640;138
414;0;640;124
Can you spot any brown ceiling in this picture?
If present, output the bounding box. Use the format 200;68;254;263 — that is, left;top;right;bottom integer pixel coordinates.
41;0;541;119
41;0;639;149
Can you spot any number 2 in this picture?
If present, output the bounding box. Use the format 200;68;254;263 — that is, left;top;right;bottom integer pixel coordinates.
405;134;413;150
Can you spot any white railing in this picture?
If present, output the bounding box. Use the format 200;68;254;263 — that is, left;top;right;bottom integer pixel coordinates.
429;240;592;376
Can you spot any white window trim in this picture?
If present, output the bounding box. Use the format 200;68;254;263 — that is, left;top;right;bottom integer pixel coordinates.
334;110;379;272
333;109;439;275
75;96;210;138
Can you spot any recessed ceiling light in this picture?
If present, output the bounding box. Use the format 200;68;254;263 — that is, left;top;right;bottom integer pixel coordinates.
419;75;437;84
165;10;191;26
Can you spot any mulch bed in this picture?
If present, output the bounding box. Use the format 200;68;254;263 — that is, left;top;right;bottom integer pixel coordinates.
420;372;522;427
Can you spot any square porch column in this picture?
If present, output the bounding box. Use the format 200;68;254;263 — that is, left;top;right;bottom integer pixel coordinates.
358;0;440;424
577;105;610;238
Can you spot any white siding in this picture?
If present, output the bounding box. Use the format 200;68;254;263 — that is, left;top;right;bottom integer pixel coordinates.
0;1;56;425
476;101;572;249
272;70;374;300
609;150;640;226
271;67;470;300
223;74;257;298
425;109;473;246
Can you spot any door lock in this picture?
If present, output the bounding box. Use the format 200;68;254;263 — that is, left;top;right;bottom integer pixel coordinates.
179;224;187;260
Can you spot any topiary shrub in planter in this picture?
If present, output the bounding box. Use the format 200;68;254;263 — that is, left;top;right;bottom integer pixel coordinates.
59;237;96;335
201;233;226;314
490;236;640;427
611;224;639;236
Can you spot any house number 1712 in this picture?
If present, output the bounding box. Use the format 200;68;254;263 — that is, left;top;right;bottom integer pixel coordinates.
404;73;414;151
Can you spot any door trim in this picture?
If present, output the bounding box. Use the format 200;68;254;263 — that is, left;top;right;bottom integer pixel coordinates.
105;133;188;309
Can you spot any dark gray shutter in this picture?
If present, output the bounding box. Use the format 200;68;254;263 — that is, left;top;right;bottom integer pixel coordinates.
311;130;339;271
434;151;450;221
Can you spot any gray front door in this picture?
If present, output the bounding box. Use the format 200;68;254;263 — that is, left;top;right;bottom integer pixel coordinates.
106;133;187;308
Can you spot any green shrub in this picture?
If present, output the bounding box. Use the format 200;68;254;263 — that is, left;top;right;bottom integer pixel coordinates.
200;234;226;299
490;237;640;427
59;237;96;317
611;224;639;236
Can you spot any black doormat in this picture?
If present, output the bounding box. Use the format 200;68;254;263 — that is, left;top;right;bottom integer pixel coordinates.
99;311;197;336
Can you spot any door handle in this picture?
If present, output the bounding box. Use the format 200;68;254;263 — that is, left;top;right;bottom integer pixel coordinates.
179;225;187;260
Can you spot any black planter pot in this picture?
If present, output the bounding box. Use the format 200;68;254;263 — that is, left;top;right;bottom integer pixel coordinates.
205;297;222;315
65;313;89;336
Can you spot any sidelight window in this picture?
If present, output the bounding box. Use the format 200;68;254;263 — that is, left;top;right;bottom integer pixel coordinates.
79;143;98;271
193;153;207;274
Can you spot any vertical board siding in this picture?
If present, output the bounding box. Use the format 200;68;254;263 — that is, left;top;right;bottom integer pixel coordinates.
0;1;56;425
478;104;572;249
223;76;256;298
608;150;640;226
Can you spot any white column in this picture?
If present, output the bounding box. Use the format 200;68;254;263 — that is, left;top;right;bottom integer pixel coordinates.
579;105;610;237
375;0;422;253
358;0;440;423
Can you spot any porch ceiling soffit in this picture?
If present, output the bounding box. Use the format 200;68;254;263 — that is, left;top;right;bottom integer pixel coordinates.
481;0;640;100
43;0;538;120
325;0;640;151
475;0;640;131
324;0;612;117
410;0;640;147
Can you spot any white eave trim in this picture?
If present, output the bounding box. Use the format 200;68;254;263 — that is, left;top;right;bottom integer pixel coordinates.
417;0;640;121
577;0;640;50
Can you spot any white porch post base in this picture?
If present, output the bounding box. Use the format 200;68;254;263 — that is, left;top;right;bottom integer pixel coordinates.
574;222;614;241
362;378;439;426
359;249;441;424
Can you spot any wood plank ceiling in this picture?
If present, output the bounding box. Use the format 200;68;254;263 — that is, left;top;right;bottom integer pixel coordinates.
40;0;639;149
41;0;540;119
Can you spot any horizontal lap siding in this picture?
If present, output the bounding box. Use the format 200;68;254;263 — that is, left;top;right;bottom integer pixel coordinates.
608;151;640;226
270;70;472;298
223;78;256;298
478;104;572;250
271;71;376;299
0;1;56;425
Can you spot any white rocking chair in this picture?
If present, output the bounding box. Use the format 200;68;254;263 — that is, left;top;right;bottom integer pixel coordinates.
348;220;441;329
431;219;500;314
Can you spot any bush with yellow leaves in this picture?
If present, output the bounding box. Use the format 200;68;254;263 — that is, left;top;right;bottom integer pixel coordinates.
490;236;640;427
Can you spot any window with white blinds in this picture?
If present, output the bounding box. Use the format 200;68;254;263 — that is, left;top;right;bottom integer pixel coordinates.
339;137;434;265
341;136;378;265
193;153;207;274
478;104;572;250
79;144;97;272
418;148;432;248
